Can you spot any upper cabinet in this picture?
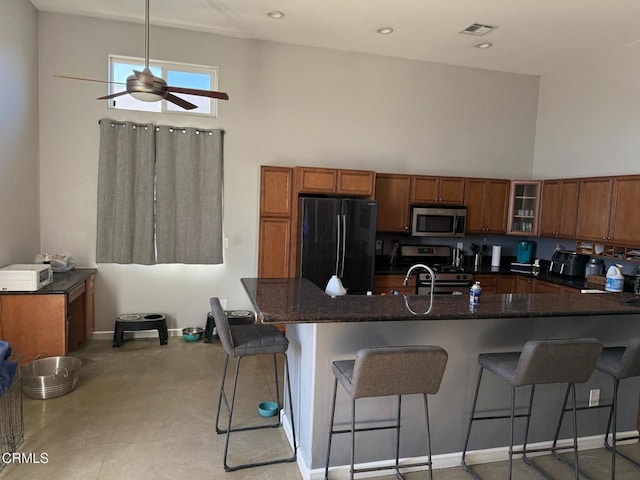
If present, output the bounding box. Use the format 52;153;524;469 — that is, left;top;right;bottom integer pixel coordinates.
295;167;374;196
539;179;580;239
260;166;293;217
410;176;465;205
609;176;640;245
507;181;541;236
576;175;640;246
375;174;411;232
576;177;614;242
258;166;294;278
464;178;510;234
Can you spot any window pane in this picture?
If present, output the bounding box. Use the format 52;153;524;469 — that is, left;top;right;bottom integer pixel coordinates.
166;70;212;114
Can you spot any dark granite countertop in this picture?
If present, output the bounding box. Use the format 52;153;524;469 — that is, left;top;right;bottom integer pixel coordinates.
241;277;640;324
0;269;96;295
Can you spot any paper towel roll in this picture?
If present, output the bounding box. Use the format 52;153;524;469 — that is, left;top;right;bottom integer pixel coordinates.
491;246;502;267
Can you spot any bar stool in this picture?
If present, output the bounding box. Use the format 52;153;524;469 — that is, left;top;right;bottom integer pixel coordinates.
461;338;603;480
209;297;296;472
324;345;448;480
553;336;640;480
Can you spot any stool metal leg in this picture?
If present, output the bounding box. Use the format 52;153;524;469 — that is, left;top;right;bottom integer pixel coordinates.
324;377;339;480
424;394;433;480
215;353;297;472
350;398;356;480
395;395;402;479
461;367;484;480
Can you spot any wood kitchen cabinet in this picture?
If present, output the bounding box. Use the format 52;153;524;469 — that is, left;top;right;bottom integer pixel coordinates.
464;178;510;234
373;274;414;295
474;274;497;293
515;275;533;293
295;167;374;196
375;174;412;232
532;279;578;294
258;166;293;278
576;175;640;245
539;179;580;239
507;181;541;236
609;175;640;245
410;175;465;205
0;270;96;362
497;274;516;293
260;166;293;217
576;177;614;242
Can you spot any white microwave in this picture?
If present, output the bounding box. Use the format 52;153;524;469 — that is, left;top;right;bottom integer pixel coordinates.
410;206;467;237
0;264;53;291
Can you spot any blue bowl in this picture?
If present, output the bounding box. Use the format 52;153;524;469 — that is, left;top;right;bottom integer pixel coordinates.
258;401;279;417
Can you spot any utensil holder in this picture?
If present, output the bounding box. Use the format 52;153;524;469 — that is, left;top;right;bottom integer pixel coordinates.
474;253;482;269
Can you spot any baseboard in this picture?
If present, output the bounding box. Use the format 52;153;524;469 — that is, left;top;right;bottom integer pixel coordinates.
303;430;639;480
90;329;184;341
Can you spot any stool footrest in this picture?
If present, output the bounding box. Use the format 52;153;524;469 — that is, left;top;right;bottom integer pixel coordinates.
353;459;433;476
331;424;399;435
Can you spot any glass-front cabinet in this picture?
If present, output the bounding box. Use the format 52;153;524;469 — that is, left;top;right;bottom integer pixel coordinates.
507;181;541;236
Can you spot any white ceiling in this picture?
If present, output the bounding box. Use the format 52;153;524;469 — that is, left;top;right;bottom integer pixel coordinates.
30;0;640;76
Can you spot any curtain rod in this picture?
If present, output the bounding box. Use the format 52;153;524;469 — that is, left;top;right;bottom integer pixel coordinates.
98;118;225;135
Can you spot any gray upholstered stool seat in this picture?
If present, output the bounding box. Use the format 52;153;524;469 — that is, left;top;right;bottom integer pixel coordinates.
462;338;603;480
210;297;296;472
553;336;640;480
325;345;448;480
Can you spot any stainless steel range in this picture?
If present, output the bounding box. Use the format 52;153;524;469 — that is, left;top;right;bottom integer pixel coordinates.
399;245;474;295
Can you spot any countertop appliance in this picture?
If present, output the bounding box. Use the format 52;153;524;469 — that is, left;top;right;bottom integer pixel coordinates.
410;206;466;237
299;197;377;295
549;250;590;277
399;245;474;295
0;264;53;291
584;258;605;278
516;241;535;264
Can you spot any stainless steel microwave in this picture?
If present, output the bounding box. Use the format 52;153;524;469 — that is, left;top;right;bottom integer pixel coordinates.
410;206;466;237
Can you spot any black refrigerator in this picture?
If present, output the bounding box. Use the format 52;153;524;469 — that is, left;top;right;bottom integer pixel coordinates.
299;197;377;295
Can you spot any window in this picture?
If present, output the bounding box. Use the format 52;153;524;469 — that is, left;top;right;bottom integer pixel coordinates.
107;55;221;116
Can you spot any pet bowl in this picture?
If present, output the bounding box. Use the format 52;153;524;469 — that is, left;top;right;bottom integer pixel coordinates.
182;327;204;342
258;401;279;417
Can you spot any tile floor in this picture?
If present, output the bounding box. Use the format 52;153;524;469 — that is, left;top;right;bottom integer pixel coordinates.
1;337;640;479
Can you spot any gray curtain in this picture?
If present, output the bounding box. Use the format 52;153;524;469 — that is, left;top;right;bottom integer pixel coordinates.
155;126;223;264
96;120;155;265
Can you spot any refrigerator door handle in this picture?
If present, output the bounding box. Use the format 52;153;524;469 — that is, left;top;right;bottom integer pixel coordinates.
334;214;341;276
340;214;347;277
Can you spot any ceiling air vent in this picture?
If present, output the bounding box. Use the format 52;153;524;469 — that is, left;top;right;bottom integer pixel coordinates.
459;23;498;36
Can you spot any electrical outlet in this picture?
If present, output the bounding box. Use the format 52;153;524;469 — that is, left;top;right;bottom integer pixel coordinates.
224;237;229;249
589;389;600;407
220;298;227;309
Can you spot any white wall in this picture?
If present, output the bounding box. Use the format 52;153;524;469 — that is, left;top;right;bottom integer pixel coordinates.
0;1;40;266
37;13;540;332
534;42;640;178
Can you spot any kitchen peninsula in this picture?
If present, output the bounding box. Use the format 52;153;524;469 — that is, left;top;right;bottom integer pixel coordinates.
242;277;640;479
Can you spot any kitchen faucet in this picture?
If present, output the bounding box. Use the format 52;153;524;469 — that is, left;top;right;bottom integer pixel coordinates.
403;264;436;315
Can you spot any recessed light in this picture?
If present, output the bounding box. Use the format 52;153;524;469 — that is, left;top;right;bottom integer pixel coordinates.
267;11;285;19
475;42;493;49
376;27;394;35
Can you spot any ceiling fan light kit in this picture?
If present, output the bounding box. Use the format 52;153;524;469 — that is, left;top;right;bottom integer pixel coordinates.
55;0;228;111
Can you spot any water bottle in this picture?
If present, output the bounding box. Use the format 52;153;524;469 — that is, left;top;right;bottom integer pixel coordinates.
470;281;482;305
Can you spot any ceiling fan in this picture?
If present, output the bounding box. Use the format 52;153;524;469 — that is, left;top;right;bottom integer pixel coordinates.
54;0;229;110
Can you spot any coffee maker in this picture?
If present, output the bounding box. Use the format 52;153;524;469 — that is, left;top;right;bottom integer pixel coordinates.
516;241;535;264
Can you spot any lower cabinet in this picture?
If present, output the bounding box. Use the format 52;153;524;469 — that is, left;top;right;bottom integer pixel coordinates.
474;274;497;293
373;275;414;295
533;279;579;294
497;275;516;294
515;275;534;293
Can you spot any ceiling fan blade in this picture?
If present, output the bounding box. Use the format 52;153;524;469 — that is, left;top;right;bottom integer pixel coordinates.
164;93;198;110
97;91;130;100
166;85;229;101
53;73;125;85
134;69;155;86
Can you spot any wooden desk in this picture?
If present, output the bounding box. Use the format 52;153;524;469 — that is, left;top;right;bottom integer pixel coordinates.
0;269;96;362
